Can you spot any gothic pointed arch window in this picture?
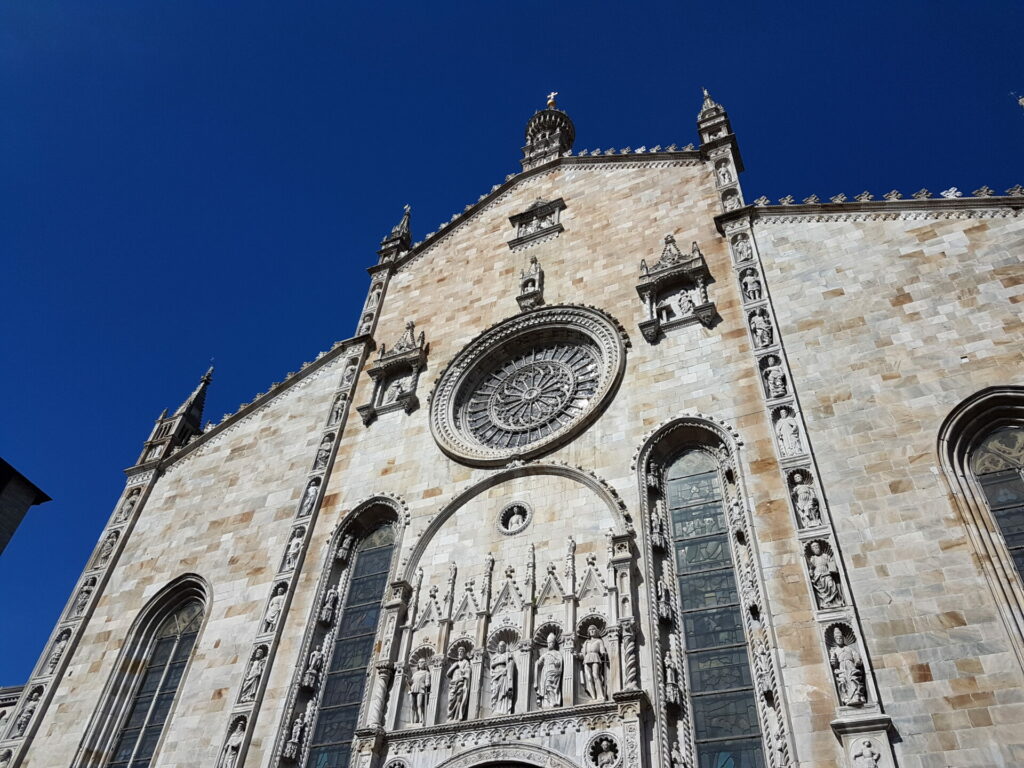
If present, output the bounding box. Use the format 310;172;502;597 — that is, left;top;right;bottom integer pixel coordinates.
75;576;207;768
971;426;1024;581
302;522;396;768
665;447;765;768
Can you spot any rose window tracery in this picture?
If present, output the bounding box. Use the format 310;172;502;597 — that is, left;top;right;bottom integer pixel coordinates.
430;306;626;466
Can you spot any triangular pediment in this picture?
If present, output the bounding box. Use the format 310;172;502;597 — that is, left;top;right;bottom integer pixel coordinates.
577;566;607;602
416;598;440;630
536;572;567;607
491;580;524;615
453;590;480;622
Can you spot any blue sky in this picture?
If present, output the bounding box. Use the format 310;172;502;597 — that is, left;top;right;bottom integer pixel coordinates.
1;1;1022;684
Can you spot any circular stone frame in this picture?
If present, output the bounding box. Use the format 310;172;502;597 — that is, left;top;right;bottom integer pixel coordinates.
429;305;627;467
496;501;533;536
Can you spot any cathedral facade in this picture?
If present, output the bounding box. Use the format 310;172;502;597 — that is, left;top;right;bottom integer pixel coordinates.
3;93;1024;768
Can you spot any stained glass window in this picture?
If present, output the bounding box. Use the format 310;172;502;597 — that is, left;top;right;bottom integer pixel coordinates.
306;526;394;768
666;450;764;768
971;426;1024;581
107;599;203;768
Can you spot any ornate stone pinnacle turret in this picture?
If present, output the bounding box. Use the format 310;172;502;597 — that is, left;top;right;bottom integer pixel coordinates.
378;204;412;263
134;367;214;466
521;95;576;171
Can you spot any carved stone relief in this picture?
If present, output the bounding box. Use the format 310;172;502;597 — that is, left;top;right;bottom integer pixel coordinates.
805;540;845;610
45;629;71;675
748;307;774;348
788;470;823;528
239;646;267;703
534;632;563;709
826;623;868;708
740;268;763;302
313;434;334;470
262;583;287;634
637;236;716;342
298;477;321;518
282;527;305;572
731;233;753;262
759;355;788;399
71;577;96;618
588;734;621;768
358;321;428;425
773;407;804;458
11;686;42;738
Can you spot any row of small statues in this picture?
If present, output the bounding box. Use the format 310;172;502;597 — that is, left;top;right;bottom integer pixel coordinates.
408;628;610;724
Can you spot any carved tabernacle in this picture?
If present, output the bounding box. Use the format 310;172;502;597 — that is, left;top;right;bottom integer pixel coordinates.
358;321;429;425
636;236;716;342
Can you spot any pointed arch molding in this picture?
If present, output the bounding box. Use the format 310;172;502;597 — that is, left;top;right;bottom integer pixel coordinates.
435;743;583;768
400;462;632;582
938;386;1024;668
631;413;795;768
72;573;211;768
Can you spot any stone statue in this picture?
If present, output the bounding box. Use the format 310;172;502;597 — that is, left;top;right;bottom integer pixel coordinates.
733;235;752;261
750;309;773;347
328;394;345;425
791;472;822;527
656;572;673;621
829;627;867;707
299;478;320;517
263;584;287;634
724;194;740;211
342;362;357;386
717;163;733;184
763;356;787;398
851;738;882;768
47;631;70;674
670;741;684;768
283;711;306;759
580;625;609;701
313;435;333;470
445;647;471;721
284;529;304;571
383;377;406;405
95;532;117;568
115;491;138;522
489;640;516;714
12;688;40;737
0;749;11;768
775;408;802;456
741;269;763;301
73;580;94;617
409;658;431;724
218;717;245;768
534;633;563;708
319;586;338;625
807;542;844;609
594;738;618;768
302;644;324;689
239;646;266;702
506;507;525;530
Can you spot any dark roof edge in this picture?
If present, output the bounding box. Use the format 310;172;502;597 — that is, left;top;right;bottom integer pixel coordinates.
0;458;51;505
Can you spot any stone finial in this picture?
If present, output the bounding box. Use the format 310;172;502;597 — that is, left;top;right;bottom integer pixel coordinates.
1006;184;1024;196
940;186;962;199
912;189;932;199
829;193;847;204
802;194;820;205
883;189;903;201
972;185;994;197
547;91;558;109
854;191;874;202
778;195;794;205
753;196;770;206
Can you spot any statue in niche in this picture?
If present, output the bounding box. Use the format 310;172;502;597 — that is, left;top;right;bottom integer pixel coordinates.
313;435;333;470
670;741;684;768
383;377;408;405
115;491;138;523
663;647;680;704
283;710;306;760
851;739;882;768
239;646;266;702
717;163;733;185
775;408;803;456
741;269;763;301
791;472;822;527
328;394;346;425
534;633;563;709
807;541;844;609
723;193;741;211
302;643;324;689
733;235;752;262
46;631;71;674
580;624;609;701
218;717;246;768
72;580;94;617
358;315;373;335
95;532;117;568
319;586;338;625
367;287;381;308
299;478;320;518
0;749;11;768
263;584;287;634
409;658;431;724
763;356;787;398
283;528;304;571
12;688;40;737
828;627;867;707
342;361;358;386
656;569;673;621
446;647;471;721
656;289;694;323
593;738;619;768
505;505;526;531
489;640;516;715
750;308;773;347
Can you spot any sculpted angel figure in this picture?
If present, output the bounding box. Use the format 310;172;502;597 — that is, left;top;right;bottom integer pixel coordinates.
489;640;516;714
409;658;431;724
534;633;563;709
580;624;609;701
446;647;471;721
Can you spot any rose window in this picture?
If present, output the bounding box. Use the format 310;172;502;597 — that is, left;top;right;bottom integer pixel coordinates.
430;306;626;466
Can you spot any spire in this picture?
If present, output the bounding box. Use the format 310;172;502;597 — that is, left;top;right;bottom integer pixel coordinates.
521;93;576;171
696;86;738;155
133;367;214;467
378;204;412;262
699;87;721;118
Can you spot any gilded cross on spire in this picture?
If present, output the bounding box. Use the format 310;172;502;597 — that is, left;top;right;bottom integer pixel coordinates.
547;91;558;109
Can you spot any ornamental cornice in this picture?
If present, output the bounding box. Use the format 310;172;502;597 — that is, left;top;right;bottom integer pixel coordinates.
714;194;1024;234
